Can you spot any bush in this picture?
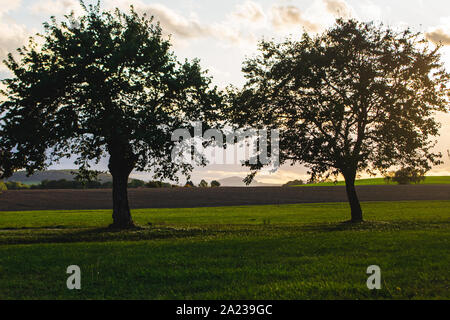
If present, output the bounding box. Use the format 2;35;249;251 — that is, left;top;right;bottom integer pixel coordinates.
391;167;426;185
282;179;304;187
198;180;208;188
211;180;221;187
145;180;172;188
128;179;146;188
5;181;30;190
383;171;395;184
101;181;113;188
31;179;103;189
185;181;195;187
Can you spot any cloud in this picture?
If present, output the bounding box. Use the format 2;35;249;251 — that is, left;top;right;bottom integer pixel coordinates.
355;0;383;21
270;5;320;32
0;0;21;16
141;4;252;44
426;28;450;46
0;4;29;73
29;0;81;16
233;1;265;23
0;21;28;59
323;0;354;19
139;3;211;39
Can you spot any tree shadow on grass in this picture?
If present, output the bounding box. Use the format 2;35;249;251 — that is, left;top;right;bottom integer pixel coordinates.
0;225;215;245
0;220;446;245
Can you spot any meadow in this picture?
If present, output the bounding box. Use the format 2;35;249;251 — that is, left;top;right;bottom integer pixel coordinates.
0;200;449;299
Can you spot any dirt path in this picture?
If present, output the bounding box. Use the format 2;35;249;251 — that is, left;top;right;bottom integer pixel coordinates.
0;185;449;211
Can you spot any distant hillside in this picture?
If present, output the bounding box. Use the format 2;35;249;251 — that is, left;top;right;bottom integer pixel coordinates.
218;176;280;187
5;170;113;184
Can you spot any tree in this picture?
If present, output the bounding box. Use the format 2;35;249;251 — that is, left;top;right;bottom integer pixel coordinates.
185;181;195;187
282;179;304;187
0;181;7;193
5;181;30;190
391;167;426;185
210;180;221;187
228;19;449;222
198;179;208;187
0;2;221;228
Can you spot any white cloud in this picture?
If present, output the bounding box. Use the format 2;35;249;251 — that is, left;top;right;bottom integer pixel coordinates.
0;8;29;73
323;0;354;19
356;0;383;22
426;28;450;46
0;21;28;60
233;1;265;23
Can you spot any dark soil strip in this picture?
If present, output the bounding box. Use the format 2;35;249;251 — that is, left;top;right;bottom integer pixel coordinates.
0;185;449;211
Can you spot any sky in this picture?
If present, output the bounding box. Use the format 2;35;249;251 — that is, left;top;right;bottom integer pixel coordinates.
0;0;449;184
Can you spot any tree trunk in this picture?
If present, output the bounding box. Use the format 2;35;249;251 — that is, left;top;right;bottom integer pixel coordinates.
343;170;364;223
108;148;135;229
110;170;134;229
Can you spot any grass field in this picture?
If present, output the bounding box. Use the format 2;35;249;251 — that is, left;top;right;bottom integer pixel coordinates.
295;176;450;187
0;201;449;299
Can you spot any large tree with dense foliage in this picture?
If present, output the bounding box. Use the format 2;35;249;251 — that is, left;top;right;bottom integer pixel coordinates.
0;2;221;228
228;19;449;222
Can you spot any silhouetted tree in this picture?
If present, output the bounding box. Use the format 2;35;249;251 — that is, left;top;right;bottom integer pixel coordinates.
0;3;221;228
210;180;221;187
228;19;449;222
199;179;208;187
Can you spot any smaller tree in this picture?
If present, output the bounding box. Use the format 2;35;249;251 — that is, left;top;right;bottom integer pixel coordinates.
185;181;195;188
199;179;208;187
210;180;221;187
146;181;162;188
392;167;426;185
282;179;304;187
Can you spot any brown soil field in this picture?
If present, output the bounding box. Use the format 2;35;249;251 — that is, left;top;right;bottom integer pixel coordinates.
0;185;449;211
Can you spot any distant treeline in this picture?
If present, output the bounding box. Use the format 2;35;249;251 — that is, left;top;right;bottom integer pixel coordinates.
1;179;175;190
0;178;222;190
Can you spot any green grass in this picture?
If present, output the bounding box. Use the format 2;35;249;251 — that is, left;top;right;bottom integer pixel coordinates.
0;201;449;299
294;176;450;186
